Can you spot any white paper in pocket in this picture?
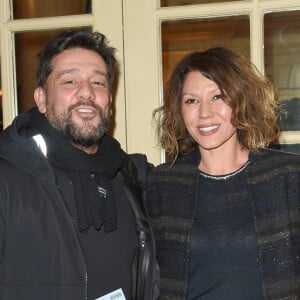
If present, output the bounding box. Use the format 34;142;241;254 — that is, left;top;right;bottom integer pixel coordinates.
95;288;126;300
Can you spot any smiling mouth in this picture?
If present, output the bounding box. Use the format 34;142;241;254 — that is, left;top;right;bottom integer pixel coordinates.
73;107;98;122
199;125;219;132
77;108;94;113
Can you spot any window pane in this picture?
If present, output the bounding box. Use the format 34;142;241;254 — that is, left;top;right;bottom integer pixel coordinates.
264;10;300;132
162;16;250;84
15;28;91;114
161;16;249;161
13;0;91;19
161;0;241;7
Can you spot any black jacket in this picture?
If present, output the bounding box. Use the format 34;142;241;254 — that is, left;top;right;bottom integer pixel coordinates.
147;149;300;299
0;109;158;300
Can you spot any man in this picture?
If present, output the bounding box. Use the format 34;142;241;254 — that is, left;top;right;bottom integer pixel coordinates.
0;30;158;300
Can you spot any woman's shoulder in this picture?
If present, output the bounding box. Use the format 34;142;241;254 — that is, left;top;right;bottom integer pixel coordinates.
150;150;199;171
150;156;198;174
148;159;199;189
147;162;176;181
249;148;300;174
250;148;300;162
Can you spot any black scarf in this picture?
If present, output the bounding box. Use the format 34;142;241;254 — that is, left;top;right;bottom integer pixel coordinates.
28;108;124;232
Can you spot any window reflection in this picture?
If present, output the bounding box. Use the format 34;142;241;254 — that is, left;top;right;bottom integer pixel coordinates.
161;0;241;7
264;10;300;131
15;28;91;114
162;16;250;84
13;0;91;19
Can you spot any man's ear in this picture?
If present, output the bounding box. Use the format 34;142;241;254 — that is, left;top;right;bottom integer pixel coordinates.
34;87;47;113
109;94;113;116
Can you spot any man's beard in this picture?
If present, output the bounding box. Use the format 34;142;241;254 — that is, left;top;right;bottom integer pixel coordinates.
46;101;109;148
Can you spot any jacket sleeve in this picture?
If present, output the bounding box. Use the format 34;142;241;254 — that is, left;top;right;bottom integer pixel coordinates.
128;153;154;188
0;185;5;263
120;154;160;299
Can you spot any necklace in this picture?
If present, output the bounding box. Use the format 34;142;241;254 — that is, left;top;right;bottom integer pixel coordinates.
199;160;250;180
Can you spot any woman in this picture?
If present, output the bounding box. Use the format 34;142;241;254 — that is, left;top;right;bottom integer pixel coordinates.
146;47;300;299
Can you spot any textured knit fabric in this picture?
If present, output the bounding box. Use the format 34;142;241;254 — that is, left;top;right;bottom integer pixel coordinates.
188;166;263;299
51;164;138;299
28;109;122;233
146;148;300;300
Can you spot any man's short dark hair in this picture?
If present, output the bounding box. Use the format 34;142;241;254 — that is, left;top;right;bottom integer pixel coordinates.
36;30;116;88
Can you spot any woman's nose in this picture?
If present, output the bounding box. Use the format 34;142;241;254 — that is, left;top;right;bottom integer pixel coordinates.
198;100;214;118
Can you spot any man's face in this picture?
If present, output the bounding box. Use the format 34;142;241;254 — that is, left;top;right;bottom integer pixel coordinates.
34;47;112;153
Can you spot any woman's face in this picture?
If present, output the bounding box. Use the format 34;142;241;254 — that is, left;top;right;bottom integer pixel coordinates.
181;71;238;152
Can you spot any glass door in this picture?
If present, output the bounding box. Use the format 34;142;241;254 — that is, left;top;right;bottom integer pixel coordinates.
1;0;300;165
0;0;127;148
123;0;300;164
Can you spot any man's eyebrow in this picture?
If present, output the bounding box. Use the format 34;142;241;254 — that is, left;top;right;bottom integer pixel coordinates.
56;68;79;80
93;70;108;77
56;68;108;79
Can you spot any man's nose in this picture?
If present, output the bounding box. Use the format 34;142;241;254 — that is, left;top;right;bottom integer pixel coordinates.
76;82;95;101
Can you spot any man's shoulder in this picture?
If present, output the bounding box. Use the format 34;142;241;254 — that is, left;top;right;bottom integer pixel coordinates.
120;153;151;188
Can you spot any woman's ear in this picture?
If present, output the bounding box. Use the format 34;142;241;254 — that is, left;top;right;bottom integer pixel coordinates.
34;87;47;113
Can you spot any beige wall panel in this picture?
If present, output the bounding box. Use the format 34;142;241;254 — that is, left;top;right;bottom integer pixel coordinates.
123;1;162;165
92;0;127;151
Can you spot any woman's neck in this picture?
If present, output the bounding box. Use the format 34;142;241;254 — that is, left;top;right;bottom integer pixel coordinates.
198;144;249;176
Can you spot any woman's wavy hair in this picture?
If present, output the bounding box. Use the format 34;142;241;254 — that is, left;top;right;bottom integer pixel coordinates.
154;47;281;159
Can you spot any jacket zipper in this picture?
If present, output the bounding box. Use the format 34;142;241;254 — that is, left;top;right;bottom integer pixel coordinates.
56;182;89;300
70;213;89;300
41;140;88;299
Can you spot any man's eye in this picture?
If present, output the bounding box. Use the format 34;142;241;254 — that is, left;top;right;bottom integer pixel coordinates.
64;79;77;85
92;81;106;87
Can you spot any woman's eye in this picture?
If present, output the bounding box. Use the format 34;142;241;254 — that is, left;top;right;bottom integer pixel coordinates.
212;94;222;101
185;98;197;104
